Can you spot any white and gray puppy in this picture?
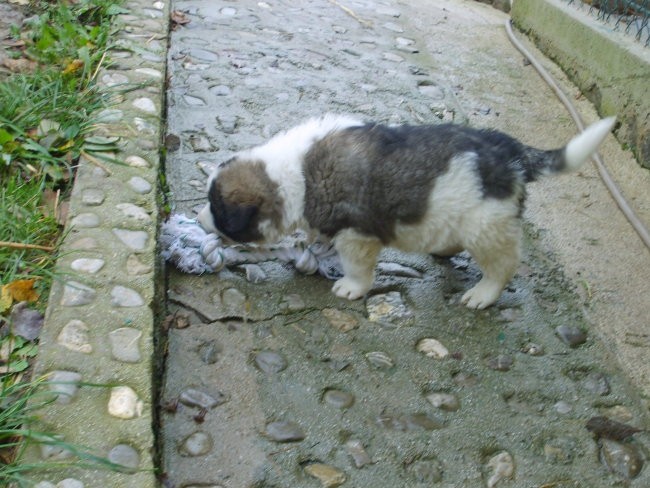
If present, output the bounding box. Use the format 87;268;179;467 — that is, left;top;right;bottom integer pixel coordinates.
198;114;615;309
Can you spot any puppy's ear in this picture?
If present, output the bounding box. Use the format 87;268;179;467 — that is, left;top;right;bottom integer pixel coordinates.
219;202;259;238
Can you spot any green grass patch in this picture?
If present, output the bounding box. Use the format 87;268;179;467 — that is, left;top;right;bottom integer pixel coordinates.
0;173;59;292
1;377;128;486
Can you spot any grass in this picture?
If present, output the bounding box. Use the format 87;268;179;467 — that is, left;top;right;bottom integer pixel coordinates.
1;377;126;485
1;0;129;483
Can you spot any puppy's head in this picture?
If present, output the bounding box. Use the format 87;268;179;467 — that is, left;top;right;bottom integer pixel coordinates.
197;158;285;243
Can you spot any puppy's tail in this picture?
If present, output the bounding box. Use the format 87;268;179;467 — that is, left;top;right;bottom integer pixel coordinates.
523;116;616;182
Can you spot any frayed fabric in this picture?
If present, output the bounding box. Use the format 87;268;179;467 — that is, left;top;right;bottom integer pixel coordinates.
160;213;342;279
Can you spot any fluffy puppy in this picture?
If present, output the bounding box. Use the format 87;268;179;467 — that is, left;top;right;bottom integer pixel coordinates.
198;114;615;309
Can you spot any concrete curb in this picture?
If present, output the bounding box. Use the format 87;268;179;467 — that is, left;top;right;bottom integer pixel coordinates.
512;0;650;169
23;1;169;486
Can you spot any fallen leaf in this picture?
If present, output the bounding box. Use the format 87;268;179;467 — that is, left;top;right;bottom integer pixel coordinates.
586;416;644;441
171;10;191;29
5;279;39;303
62;59;84;75
8;0;29;5
0;287;11;313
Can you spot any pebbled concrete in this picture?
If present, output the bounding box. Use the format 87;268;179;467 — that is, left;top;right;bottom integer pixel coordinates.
23;0;168;486
161;0;650;487
24;0;650;486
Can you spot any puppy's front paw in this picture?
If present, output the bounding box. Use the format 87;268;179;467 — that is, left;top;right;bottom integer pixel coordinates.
460;282;502;310
332;277;370;300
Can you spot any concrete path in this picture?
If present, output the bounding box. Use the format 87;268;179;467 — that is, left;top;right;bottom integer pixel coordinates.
161;1;650;487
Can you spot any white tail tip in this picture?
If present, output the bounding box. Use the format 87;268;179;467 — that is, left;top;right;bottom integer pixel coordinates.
565;116;616;170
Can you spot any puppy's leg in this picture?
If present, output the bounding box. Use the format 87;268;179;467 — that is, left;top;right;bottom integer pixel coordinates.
461;223;521;309
332;230;382;300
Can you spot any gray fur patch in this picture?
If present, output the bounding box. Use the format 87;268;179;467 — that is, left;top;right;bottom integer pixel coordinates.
303;124;452;243
302;123;565;242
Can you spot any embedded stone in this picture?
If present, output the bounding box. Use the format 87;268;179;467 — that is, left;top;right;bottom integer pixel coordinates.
487;354;514;372
304;463;346;487
198;340;221;364
125;155;150;168
345;439;372;468
56;479;84;488
69;237;98;250
221;287;246;310
133;97;156;113
113;228;149;250
57;320;92;353
111;286;144;307
322;308;358;332
322;389;355;409
383;22;404;32
280;294;305;311
210;84;232;96
96;109;123;123
407;459;443;483
543;437;576;464
187;48;220;61
521;342;545;356
402;413;444;431
583;371;611;396
70;258;105;274
47;371;82;405
179;388;227;409
254;351;287;374
486;451;515;488
108;444;140;471
600;438;643;479
126;254;152;275
179;431;213;456
70;213;100;228
40;436;73;461
265;421;305;442
133;117;155;134
135;67;162;78
188;133;214;151
116;203;151;223
382;53;404;63
183;94;206;106
365;351;394;369
425;392;460;411
102;73;129;86
555;325;587;347
127;176;152;194
35;482;56;488
81;188;105;206
366;291;414;328
554;401;573;414
108;386;143;419
395;36;415;47
109;328;142;362
61;281;96;306
416;338;449;359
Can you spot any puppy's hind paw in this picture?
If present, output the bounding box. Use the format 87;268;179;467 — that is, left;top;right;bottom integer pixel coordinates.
332;277;370;300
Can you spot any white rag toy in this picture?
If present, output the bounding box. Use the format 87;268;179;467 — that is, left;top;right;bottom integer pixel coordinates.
160;213;342;279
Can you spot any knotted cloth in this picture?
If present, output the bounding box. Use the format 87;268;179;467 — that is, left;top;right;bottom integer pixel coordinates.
160;213;341;279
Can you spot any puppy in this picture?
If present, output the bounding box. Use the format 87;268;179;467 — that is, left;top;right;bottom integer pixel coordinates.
198;114;615;309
